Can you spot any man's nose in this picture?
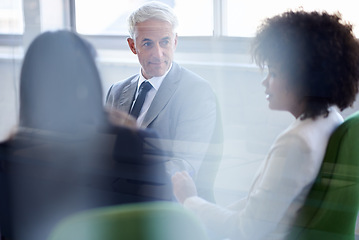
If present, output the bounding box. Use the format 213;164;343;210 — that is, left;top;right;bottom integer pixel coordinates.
152;43;164;58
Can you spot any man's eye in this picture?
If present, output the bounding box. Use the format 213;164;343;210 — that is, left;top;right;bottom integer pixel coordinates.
160;40;169;47
143;42;152;47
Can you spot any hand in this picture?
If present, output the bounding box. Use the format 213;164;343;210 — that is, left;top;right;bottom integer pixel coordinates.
106;108;138;129
171;171;198;204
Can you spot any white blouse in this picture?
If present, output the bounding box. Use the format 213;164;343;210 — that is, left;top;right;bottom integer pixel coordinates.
183;108;343;240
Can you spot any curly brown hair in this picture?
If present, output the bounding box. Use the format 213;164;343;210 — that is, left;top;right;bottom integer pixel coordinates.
251;10;359;119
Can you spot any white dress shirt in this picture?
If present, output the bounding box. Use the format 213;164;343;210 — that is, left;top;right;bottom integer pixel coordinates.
132;64;172;126
183;108;343;240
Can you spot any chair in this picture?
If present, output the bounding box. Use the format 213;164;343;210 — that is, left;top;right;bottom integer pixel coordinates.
47;202;209;240
288;111;359;240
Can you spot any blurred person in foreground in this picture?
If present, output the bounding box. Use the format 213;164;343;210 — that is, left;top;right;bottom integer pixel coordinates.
172;10;359;240
106;1;222;202
0;30;171;240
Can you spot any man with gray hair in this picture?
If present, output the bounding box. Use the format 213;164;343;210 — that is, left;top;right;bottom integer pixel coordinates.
106;1;222;202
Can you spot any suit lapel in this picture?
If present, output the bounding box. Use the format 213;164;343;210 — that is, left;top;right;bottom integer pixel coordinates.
142;63;181;127
118;76;138;113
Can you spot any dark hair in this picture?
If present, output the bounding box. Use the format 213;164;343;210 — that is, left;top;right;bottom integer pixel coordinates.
251;10;359;119
20;30;105;132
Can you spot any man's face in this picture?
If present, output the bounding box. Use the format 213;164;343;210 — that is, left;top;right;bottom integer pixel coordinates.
127;19;177;79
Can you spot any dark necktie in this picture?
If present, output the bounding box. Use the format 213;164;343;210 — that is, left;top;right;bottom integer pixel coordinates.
130;81;152;118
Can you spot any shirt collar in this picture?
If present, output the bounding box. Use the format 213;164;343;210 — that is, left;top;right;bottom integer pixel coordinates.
138;63;172;91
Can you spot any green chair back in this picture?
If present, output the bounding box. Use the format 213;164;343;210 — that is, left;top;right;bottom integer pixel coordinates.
48;202;209;240
288;111;359;240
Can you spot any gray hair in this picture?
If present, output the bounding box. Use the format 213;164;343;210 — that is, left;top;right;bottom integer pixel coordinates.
128;1;178;38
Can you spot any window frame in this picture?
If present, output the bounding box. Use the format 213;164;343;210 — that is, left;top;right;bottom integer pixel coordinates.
0;0;251;53
72;0;251;55
0;34;22;46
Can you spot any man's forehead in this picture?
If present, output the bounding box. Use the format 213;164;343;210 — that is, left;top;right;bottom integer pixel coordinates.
134;29;174;42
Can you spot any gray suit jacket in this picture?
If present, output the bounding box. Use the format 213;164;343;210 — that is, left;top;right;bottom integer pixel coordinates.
106;62;222;200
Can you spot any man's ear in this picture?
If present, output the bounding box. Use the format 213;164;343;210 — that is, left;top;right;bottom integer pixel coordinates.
127;38;137;54
174;33;178;50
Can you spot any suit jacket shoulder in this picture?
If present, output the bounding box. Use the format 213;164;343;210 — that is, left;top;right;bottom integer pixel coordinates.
106;74;139;112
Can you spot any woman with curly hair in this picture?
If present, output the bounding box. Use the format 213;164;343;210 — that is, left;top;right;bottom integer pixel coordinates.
171;10;359;240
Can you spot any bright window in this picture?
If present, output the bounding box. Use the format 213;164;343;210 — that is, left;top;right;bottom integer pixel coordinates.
76;0;359;37
0;0;23;34
226;0;359;37
75;0;213;36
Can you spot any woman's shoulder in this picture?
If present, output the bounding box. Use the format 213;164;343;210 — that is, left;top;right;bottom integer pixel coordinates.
272;108;343;161
281;108;342;140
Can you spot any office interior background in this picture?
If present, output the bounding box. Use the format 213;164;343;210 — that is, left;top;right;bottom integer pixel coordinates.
1;0;359;213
